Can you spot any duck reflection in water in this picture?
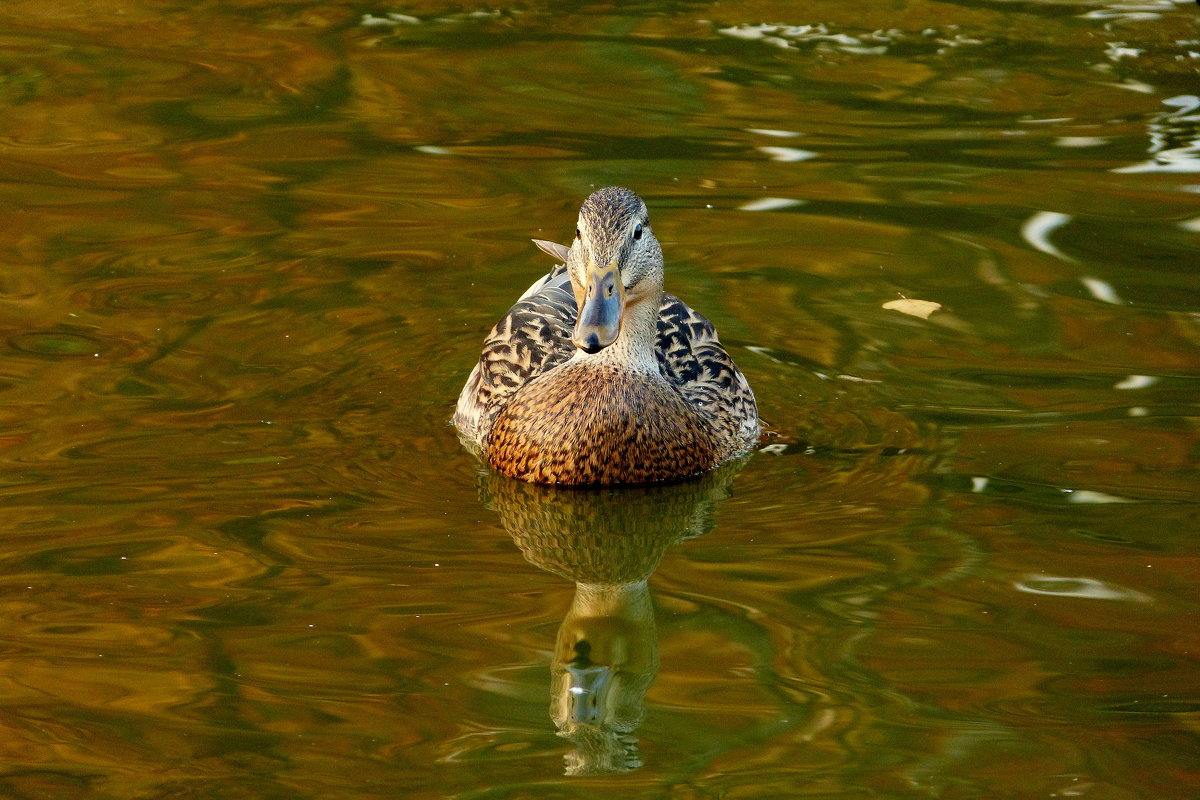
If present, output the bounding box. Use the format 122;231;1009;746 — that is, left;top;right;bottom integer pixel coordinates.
481;462;743;775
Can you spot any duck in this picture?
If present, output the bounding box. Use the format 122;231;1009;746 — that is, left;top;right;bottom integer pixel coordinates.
454;186;759;485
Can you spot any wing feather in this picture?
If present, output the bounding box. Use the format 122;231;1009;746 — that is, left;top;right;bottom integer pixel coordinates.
454;263;575;444
656;294;759;454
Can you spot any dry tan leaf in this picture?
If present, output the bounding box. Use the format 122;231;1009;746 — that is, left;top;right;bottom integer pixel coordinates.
883;298;942;319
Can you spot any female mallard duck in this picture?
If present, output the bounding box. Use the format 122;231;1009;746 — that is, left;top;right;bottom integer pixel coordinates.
454;187;759;485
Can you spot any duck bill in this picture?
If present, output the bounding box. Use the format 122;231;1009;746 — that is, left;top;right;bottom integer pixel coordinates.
572;262;625;354
563;663;612;725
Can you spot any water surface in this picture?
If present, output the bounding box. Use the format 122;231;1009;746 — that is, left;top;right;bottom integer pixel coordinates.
1;1;1198;797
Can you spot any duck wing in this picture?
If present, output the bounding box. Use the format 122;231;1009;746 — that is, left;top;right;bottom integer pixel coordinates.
656;295;760;455
453;257;576;445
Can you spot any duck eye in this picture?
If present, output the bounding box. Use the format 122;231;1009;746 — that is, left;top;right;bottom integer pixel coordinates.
575;228;582;240
633;223;643;241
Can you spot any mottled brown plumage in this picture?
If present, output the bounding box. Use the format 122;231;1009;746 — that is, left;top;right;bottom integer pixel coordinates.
487;363;721;484
454;187;759;485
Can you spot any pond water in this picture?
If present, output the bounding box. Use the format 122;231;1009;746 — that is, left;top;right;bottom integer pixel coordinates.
1;0;1198;797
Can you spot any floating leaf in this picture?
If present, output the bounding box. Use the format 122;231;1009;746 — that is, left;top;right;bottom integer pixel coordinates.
882;298;942;319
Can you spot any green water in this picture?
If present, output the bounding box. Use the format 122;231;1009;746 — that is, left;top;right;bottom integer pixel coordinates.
0;1;1197;797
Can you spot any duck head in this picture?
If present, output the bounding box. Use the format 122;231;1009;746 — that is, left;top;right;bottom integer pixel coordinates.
567;187;664;354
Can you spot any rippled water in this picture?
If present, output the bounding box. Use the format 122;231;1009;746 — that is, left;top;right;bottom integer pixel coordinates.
1;1;1198;797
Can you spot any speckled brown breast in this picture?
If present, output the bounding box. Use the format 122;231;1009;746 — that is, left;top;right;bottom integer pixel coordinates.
485;362;720;485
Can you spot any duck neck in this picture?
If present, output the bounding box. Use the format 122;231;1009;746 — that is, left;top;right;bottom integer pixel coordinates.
578;290;662;373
